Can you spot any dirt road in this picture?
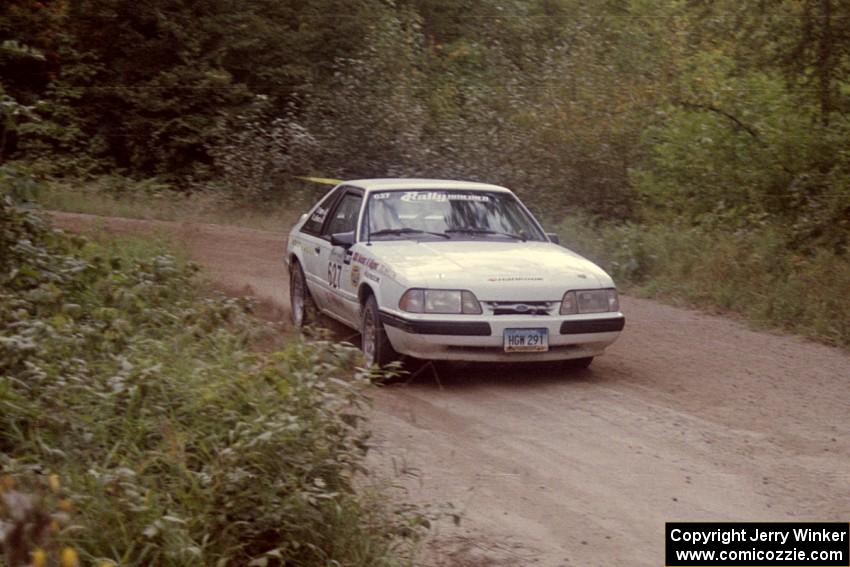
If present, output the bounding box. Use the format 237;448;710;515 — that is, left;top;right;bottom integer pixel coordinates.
53;212;850;567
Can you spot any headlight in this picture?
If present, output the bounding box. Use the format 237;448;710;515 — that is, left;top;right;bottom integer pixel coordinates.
559;291;577;314
560;289;619;314
399;289;482;314
606;288;619;312
460;291;483;314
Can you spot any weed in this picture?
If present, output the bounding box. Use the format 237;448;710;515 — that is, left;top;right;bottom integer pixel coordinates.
556;216;850;348
0;183;425;566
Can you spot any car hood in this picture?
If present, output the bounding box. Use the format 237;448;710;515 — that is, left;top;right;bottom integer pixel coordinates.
367;240;614;300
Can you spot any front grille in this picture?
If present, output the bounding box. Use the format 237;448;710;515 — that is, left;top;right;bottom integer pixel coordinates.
484;301;557;316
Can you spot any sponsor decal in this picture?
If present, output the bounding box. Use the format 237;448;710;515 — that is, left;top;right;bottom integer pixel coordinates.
350;252;397;281
487;275;544;282
310;207;327;223
327;261;342;289
399;191;491;203
351;264;361;286
291;238;317;257
352;251;380;271
364;271;380;283
372;192;391;200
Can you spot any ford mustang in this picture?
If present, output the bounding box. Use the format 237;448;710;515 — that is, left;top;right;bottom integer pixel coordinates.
285;179;624;368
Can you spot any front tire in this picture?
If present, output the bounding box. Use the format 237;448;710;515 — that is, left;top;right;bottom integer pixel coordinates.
569;356;594;369
361;295;399;368
290;262;317;328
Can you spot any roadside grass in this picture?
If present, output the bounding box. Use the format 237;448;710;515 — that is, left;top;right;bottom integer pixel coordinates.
0;190;426;566
34;176;308;232
84;228;189;265
556;215;850;349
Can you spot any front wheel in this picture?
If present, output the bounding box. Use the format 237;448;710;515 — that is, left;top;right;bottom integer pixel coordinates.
290;262;317;328
361;295;399;368
568;356;594;369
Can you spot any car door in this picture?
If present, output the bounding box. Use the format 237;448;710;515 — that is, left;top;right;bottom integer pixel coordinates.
316;188;363;326
294;187;343;300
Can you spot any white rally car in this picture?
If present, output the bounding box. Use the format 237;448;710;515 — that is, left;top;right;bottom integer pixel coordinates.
286;179;624;368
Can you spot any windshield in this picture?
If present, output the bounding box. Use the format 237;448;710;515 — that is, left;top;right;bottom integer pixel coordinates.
363;190;546;242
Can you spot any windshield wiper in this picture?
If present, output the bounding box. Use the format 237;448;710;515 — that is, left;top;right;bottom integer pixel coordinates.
370;228;450;239
445;228;527;241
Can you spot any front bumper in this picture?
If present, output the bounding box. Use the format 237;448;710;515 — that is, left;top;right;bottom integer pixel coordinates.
380;310;624;362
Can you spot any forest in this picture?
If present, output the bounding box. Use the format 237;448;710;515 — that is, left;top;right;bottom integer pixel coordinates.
2;0;849;344
1;2;849;564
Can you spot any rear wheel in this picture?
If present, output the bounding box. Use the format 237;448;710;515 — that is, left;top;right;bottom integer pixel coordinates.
290;262;317;328
361;295;399;368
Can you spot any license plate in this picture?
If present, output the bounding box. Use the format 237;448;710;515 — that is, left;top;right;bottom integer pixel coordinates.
504;328;549;352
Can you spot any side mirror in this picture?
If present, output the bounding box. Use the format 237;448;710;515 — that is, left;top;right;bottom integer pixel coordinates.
546;232;560;245
330;231;355;249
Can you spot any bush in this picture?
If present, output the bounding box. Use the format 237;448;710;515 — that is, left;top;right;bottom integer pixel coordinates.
556;216;850;348
0;187;424;566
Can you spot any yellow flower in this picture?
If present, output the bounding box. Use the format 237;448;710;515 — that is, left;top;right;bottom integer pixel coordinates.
59;498;73;512
49;474;61;492
98;562;116;567
61;547;79;567
32;548;48;567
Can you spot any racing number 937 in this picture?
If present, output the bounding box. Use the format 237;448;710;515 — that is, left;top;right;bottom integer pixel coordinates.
327;261;342;289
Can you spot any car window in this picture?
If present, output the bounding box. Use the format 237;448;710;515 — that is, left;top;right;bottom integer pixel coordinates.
322;192;363;237
363;190;546;241
301;187;342;235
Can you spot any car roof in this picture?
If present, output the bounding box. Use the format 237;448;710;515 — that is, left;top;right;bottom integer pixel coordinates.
343;178;513;193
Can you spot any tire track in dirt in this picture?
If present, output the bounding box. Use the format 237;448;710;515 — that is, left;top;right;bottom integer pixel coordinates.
52;211;850;567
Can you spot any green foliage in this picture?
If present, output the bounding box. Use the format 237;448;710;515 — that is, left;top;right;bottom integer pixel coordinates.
0;183;424;565
0;0;663;215
204;95;318;202
635;45;850;254
0;0;395;182
0;162;42;202
557;217;850;348
2;0;849;222
0;83;34;160
306;4;427;179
